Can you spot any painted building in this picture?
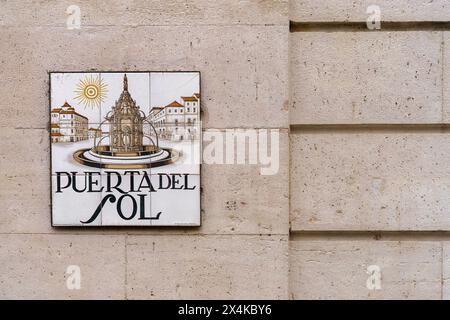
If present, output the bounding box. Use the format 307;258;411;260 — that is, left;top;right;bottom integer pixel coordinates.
50;102;88;143
88;127;102;139
148;93;200;141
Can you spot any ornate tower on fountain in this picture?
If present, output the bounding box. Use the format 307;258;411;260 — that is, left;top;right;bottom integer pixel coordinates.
106;74;146;152
73;73;179;169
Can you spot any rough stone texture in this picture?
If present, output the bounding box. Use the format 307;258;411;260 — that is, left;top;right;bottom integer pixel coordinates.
0;25;288;129
291;131;450;231
0;234;125;299
0;0;288;26
290;0;450;22
0;128;49;176
200;129;289;235
127;235;288;299
1;0;448;300
443;32;450;123
290;240;442;299
0;174;52;233
290;31;442;124
0;128;51;233
443;242;450;299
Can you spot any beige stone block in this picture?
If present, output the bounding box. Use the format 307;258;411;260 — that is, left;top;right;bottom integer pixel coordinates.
0;25;288;129
290;0;450;22
290;32;442;124
200;129;289;234
442;32;450;123
290;240;441;299
291;131;450;230
0;128;51;232
0;0;288;27
0;128;49;176
126;235;288;299
0;234;125;299
0;174;52;233
442;242;450;299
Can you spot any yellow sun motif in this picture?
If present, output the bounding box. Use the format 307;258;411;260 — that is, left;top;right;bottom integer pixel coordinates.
74;74;108;109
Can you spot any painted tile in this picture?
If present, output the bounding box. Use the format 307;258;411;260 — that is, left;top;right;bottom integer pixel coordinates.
52;123;103;174
51;173;102;226
99;72;150;123
150;174;201;226
149;72;201;175
50;72;201;227
100;171;152;226
50;73;101;124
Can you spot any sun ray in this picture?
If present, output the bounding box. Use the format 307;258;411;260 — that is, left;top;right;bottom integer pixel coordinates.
73;74;108;109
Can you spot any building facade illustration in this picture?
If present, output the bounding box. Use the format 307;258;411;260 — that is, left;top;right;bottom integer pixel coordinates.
88;127;102;139
50;102;88;143
148;93;200;141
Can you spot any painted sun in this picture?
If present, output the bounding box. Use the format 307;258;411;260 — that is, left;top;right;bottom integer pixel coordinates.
74;74;108;109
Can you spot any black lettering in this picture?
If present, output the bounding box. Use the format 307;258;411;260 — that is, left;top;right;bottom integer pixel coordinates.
87;172;103;192
105;171;126;194
171;174;183;190
56;172;71;193
81;194;116;224
124;171;140;192
184;174;196;190
138;171;155;192
117;194;137;220
71;171;87;193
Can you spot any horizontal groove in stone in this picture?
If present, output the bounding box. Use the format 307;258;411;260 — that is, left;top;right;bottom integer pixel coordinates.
290;21;450;32
290;230;450;241
290;123;450;133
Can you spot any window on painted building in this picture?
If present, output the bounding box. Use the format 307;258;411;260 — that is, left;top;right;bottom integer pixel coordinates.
193;108;196;112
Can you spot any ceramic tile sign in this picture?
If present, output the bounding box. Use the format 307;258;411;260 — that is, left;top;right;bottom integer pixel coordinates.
50;72;201;226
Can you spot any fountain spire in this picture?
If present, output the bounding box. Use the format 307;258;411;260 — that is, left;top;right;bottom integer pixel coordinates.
123;74;128;91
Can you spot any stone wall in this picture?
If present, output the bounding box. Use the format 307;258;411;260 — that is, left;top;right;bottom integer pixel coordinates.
289;0;450;299
0;0;449;299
